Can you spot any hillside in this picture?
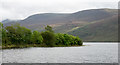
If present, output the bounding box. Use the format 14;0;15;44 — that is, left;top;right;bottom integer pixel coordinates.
68;15;118;41
2;8;118;42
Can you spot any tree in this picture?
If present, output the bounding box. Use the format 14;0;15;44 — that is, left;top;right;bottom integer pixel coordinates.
31;31;43;44
5;26;16;44
4;23;32;45
55;33;83;46
41;31;56;47
55;33;65;45
22;27;32;44
1;22;83;48
41;25;56;46
0;23;2;45
45;25;54;32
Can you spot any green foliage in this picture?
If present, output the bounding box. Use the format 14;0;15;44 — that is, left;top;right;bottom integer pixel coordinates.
0;22;2;46
55;33;82;46
41;31;56;47
2;23;83;48
45;25;54;32
31;31;43;44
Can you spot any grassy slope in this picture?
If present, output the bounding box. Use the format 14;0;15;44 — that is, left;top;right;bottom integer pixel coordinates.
68;15;118;42
53;22;89;33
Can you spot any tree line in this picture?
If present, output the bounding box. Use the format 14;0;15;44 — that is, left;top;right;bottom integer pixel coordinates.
1;23;82;48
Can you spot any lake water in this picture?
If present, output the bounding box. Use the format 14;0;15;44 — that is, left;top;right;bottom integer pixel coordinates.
0;42;118;63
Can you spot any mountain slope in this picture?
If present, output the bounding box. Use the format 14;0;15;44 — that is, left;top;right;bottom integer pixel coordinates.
68;15;118;41
2;8;118;42
68;9;117;22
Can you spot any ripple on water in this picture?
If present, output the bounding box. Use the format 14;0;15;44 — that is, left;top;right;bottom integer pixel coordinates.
2;42;118;63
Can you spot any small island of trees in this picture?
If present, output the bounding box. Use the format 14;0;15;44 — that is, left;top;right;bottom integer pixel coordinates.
0;23;83;49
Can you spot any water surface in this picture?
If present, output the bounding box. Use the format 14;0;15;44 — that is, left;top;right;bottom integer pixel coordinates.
1;42;118;63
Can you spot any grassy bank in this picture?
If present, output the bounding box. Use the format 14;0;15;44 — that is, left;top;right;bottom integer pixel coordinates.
2;44;83;49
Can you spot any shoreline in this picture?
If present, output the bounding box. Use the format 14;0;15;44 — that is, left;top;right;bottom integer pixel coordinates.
1;44;83;49
1;42;118;49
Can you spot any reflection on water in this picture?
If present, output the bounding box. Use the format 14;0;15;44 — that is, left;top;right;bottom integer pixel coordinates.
1;42;118;63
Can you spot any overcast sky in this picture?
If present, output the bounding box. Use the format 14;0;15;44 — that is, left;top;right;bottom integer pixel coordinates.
0;0;119;21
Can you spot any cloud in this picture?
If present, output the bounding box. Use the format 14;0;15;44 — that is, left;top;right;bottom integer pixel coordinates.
0;0;119;21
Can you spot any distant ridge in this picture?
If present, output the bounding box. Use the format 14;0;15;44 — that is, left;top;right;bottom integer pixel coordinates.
3;8;118;42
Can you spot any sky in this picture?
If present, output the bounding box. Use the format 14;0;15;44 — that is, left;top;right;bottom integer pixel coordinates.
0;0;119;21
